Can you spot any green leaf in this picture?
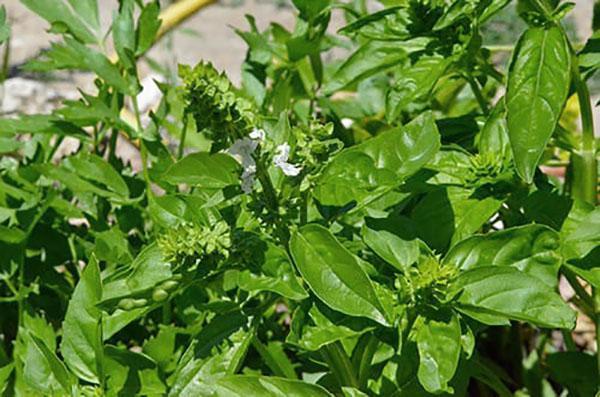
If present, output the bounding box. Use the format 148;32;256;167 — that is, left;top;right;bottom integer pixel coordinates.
433;0;479;30
561;203;600;287
61;256;104;384
29;335;76;393
112;0;136;68
36;164;126;203
452;267;576;329
94;227;133;265
466;356;512;397
169;313;253;396
102;243;172;304
16;314;61;394
410;186;502;253
386;56;452;122
444;225;562;287
0;225;26;244
323;40;413;94
314;112;440;207
478;101;510;158
0;114;88;138
21;0;100;44
66;154;129;198
0;363;13;394
137;1;162;55
0;6;10;44
104;345;166;396
162;152;241;189
547;352;597;397
480;0;512;22
67;0;100;33
287;303;375;351
561;203;599;260
143;325;178;371
506;26;571;182
362;225;419;271
25;38;138;95
235;240;308;301
292;0;331;21
214;375;333;396
415;310;461;394
290;224;388;325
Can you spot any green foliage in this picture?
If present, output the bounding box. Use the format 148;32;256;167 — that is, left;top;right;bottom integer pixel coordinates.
0;0;597;396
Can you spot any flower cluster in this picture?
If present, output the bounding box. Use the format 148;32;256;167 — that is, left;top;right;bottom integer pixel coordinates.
465;152;512;189
157;221;231;265
397;257;458;307
179;62;257;148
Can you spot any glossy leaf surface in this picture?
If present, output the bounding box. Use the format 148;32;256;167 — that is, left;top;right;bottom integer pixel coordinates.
506;26;571;182
290;224;388;325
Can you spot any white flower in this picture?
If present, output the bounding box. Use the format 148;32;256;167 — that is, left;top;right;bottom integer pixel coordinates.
249;128;265;141
226;130;265;193
273;143;302;177
227;138;258;168
240;164;257;194
341;118;354;129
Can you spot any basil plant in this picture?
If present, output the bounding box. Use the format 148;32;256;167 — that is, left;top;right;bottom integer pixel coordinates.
0;0;598;396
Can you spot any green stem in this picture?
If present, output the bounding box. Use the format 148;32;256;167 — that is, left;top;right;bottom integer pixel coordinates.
321;342;359;390
162;302;172;324
356;335;378;389
0;36;10;83
107;129;118;162
16;244;24;327
255;158;278;212
563;268;594;309
595;290;600;395
299;190;308;226
485;44;514;52
47;135;65;162
571;59;598;205
570;58;599;390
251;336;297;379
132;96;152;201
466;76;489;115
561;329;577;351
178;114;189;159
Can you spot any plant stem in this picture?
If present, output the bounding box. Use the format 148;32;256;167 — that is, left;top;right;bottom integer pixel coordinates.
16;245;24;327
0;36;10;83
255;158;279;213
177;115;189;159
595;292;600;395
109;0;217;63
321;342;360;390
132;96;152;201
571;60;598;205
568;54;600;395
485;44;514;52
466;76;489;115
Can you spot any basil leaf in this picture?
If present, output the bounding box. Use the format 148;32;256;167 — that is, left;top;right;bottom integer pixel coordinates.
415;310;462;394
506;26;571;182
444;225;562;287
215;375;332;396
169;313;253;396
323;41;409;94
21;0;100;44
452;267;576;329
290;224;389;325
163;152;241;189
314;112;440;207
61;256;103;384
362;225;419;271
